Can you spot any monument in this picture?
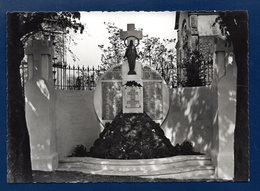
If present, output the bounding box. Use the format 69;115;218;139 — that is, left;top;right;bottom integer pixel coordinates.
121;24;143;113
94;24;169;126
90;28;201;158
120;24;142;75
90;24;180;159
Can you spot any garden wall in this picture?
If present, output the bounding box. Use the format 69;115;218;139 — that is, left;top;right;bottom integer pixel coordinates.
53;86;216;159
161;87;214;155
55;90;101;159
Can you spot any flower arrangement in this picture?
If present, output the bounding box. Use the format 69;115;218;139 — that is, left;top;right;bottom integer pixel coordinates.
123;81;142;87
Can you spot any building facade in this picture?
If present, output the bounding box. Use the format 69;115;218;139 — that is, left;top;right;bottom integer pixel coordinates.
175;11;234;86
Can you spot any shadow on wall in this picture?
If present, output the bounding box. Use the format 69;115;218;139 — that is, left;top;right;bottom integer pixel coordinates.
25;76;58;170
55;90;101;159
25;76;101;162
161;71;236;167
215;64;236;179
161;86;214;155
217;64;236;153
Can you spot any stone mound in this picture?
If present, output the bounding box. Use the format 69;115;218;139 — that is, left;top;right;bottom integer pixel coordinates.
88;112;201;159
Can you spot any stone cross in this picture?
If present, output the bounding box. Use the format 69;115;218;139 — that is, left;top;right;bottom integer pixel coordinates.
120;24;143;44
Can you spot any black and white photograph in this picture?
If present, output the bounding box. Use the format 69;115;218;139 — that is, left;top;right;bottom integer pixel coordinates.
7;11;248;183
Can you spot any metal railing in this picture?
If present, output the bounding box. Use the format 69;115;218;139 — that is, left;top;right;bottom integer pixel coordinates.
52;64;105;90
20;61;213;91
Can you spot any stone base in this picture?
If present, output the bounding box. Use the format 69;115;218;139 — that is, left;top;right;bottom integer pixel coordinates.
58;155;215;180
31;152;58;171
217;152;234;180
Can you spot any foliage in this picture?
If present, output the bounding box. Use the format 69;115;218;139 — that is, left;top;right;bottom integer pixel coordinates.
98;22;125;69
89;112;201;159
19;12;84;42
98;22;176;76
182;50;206;87
21;12;85;64
124;81;142;87
69;145;89;157
140;35;176;71
175;140;199;155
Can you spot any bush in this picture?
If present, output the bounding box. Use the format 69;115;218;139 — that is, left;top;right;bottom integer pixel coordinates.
69;144;89;157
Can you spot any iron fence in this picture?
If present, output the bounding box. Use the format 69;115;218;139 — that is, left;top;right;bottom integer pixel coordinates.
154;65;178;88
20;62;213;91
52;64;105;90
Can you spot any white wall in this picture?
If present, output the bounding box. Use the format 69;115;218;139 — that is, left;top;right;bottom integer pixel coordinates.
55;90;101;159
54;86;215;158
161;86;214;155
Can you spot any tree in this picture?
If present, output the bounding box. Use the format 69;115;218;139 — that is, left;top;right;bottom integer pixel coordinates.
98;22;125;69
182;50;206;87
98;22;176;79
215;11;248;181
140;35;176;70
7;12;84;182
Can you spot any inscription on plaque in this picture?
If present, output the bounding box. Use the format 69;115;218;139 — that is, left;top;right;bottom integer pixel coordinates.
94;62;169;125
143;82;163;120
102;82;122;120
125;87;141;108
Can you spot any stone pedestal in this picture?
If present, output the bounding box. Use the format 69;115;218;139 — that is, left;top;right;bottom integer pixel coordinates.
122;61;143;113
25;39;58;171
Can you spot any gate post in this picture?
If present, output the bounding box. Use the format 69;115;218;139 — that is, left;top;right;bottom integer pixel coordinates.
24;39;58;171
211;38;237;180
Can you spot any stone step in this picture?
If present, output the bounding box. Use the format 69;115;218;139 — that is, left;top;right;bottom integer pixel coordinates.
59;157;212;171
58;155;215;179
58;165;215;179
60;155;211;165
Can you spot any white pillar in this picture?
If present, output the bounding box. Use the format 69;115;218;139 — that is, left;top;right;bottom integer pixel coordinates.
212;38;237;180
24;39;58;171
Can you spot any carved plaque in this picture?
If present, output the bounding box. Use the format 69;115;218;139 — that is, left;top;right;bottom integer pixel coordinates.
94;63;169;125
125;87;142;108
143;82;163;120
101;82;122;120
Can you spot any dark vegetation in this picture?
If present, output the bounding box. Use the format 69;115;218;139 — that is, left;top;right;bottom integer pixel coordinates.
183;50;207;87
124;81;142;87
69;145;90;157
71;112;201;159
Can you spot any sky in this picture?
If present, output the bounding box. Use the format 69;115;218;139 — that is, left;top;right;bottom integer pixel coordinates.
67;11;177;67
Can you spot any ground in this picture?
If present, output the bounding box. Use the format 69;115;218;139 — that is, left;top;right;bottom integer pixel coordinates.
32;171;215;183
33;170;150;183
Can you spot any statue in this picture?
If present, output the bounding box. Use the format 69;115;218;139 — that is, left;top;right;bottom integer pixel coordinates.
124;40;139;75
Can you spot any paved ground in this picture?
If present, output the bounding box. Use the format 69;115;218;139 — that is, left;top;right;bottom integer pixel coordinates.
32;170;151;183
32;170;213;183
